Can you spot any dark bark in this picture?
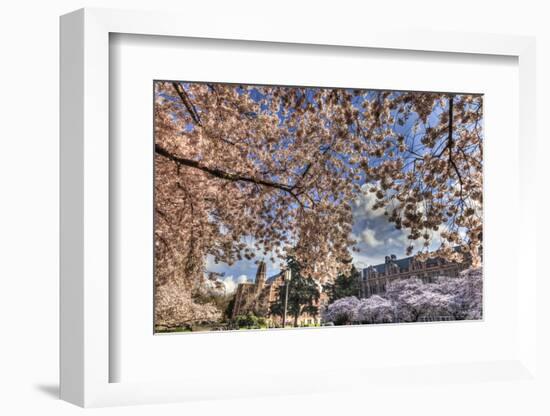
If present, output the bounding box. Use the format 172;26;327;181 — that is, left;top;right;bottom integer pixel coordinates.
155;143;308;208
172;82;202;126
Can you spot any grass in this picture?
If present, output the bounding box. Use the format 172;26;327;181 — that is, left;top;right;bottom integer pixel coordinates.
155;326;193;333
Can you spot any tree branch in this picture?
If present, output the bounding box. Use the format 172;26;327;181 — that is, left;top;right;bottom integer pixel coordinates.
155;144;307;204
172;82;202;126
445;96;463;196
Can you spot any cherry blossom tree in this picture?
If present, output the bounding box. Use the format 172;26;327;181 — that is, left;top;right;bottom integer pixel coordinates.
384;270;482;321
155;280;222;330
356;295;395;324
384;277;456;321
361;92;483;265
322;268;482;325
431;268;483;319
154;81;483;327
322;296;361;325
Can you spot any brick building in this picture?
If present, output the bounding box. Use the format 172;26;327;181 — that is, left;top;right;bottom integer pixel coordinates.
359;253;470;298
231;261;322;326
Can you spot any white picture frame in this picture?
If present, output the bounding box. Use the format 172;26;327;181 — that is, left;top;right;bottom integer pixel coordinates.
60;7;538;408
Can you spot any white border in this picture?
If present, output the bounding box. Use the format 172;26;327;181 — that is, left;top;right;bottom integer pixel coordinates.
111;34;519;384
60;8;537;407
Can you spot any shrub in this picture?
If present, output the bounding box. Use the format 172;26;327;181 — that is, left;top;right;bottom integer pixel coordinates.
234;313;267;329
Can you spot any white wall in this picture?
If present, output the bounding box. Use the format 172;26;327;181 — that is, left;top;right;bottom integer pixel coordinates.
0;1;548;415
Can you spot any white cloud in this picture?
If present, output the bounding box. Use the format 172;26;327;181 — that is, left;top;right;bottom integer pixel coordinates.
205;255;216;270
361;228;382;248
352;186;386;221
352;252;384;269
221;278;238;294
220;274;249;294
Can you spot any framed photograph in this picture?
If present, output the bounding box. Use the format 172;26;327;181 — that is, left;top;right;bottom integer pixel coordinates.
152;79;483;334
60;7;539;408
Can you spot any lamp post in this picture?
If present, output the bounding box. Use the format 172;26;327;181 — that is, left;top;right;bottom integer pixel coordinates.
282;268;292;328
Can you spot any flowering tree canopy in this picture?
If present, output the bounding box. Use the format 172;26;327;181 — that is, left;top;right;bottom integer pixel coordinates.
433;268;483;319
154;81;483;326
322;268;482;325
322;296;361;325
385;277;457;322
155;280;222;329
356;295;395;324
362;93;483;264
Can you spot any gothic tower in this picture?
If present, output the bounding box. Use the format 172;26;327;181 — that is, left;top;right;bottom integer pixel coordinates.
255;260;267;293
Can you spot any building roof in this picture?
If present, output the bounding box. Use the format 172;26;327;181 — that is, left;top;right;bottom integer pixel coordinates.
265;273;282;285
367;257;412;274
365;254;443;275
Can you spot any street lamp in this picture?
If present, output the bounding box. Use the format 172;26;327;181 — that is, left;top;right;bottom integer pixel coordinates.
282;268;292;328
